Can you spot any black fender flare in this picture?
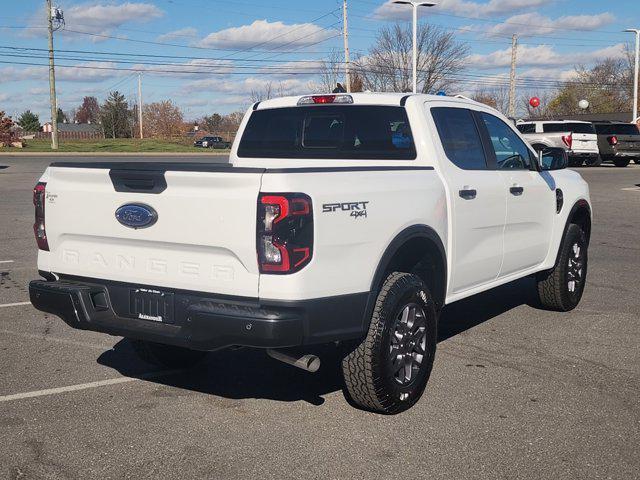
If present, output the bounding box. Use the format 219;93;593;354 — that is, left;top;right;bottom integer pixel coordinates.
360;225;447;331
551;199;592;267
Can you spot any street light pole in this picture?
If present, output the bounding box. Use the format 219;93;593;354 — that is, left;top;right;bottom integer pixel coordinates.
392;1;437;94
625;29;640;123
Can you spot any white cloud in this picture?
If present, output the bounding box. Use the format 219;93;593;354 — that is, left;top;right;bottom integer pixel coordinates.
185;76;311;98
28;87;49;95
133;59;235;78
199;20;336;50
0;93;9;102
156;27;198;42
20;2;164;40
466;43;626;69
56;62;122;82
374;0;553;20
65;2;163;34
485;12;615;36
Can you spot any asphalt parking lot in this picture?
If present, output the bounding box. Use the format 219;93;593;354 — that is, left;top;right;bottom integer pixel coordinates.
1;155;639;479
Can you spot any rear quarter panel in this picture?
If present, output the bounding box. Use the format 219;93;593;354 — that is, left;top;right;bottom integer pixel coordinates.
258;169;448;301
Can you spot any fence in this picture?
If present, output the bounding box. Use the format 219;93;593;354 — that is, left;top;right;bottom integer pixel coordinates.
34;131;104;140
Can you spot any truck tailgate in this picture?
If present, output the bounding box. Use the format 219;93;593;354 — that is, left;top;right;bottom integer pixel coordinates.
572;133;598;153
40;165;263;298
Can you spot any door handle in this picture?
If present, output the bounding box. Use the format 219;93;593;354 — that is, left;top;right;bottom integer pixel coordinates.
510;186;524;196
459;189;477;200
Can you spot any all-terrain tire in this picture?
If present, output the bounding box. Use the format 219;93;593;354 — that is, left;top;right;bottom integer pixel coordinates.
613;158;630;167
131;340;207;369
585;155;602;167
568;157;584;167
536;223;588;312
342;272;437;414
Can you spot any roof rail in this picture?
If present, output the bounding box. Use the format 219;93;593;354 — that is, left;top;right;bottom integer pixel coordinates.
454;94;474;101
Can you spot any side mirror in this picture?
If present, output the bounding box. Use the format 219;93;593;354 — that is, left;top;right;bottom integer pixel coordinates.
537;147;568;171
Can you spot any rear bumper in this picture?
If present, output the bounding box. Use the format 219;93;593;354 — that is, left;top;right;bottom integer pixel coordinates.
29;276;369;351
613;151;640;157
569;151;599;158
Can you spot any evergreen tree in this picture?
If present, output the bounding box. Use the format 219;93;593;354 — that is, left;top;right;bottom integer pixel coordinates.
17;110;41;132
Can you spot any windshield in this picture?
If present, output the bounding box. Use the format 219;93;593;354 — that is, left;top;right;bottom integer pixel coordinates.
594;124;640;135
237;105;416;159
543;123;596;134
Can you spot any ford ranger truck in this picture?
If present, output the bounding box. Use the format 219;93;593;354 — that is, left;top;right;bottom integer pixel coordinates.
29;93;592;414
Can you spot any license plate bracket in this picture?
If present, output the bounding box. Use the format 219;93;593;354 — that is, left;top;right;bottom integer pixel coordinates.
129;288;175;323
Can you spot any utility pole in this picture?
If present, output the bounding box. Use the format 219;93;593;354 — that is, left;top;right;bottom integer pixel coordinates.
137;73;143;139
46;0;59;150
342;0;351;92
508;34;518;118
625;29;640;123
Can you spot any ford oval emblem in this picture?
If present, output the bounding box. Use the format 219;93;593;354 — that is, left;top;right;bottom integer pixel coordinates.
115;203;158;229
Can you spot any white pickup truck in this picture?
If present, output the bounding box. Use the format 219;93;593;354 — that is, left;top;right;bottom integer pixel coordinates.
29;93;592;414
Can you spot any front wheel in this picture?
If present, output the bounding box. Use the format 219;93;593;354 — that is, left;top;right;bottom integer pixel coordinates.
131;340;207;369
342;272;437;414
536;223;588;311
634;158;640;165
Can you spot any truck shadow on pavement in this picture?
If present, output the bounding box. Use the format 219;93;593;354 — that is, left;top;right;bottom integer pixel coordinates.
97;276;540;407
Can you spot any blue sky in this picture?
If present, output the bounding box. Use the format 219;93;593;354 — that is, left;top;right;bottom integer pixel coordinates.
1;0;638;122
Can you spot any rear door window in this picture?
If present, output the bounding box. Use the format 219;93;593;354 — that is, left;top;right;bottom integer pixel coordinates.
238;106;416;159
431;107;488;170
543;123;596;134
595;123;639;135
516;123;536;134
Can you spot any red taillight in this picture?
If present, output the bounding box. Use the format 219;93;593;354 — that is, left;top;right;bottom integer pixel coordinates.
257;193;313;274
607;135;618;146
33;182;49;251
562;134;573;149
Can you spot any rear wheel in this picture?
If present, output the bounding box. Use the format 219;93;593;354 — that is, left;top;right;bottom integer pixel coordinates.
568;157;584;167
585;155;602;167
342;272;437;414
613;158;630;167
131;340;207;369
536;223;588;311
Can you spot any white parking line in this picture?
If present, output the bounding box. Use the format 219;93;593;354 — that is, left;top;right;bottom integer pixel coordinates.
0;369;182;403
0;260;14;264
0;301;32;308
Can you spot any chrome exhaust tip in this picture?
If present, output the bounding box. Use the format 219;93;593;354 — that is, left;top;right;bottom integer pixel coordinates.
266;349;321;373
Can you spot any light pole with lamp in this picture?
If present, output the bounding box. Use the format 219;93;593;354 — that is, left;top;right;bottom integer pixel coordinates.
392;1;437;93
625;28;639;123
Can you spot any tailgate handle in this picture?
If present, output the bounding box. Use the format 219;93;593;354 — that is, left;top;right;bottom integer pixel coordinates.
109;170;167;194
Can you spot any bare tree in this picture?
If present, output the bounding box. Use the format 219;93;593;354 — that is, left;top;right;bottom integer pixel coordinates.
249;82;290;103
472;85;510;115
353;23;468;94
519;90;557;120
318;49;343;92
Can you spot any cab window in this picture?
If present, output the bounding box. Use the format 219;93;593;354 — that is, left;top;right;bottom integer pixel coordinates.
431;107;488;170
480;113;533;170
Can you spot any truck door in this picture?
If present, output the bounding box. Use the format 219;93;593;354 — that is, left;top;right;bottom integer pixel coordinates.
429;105;506;294
477;112;554;277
